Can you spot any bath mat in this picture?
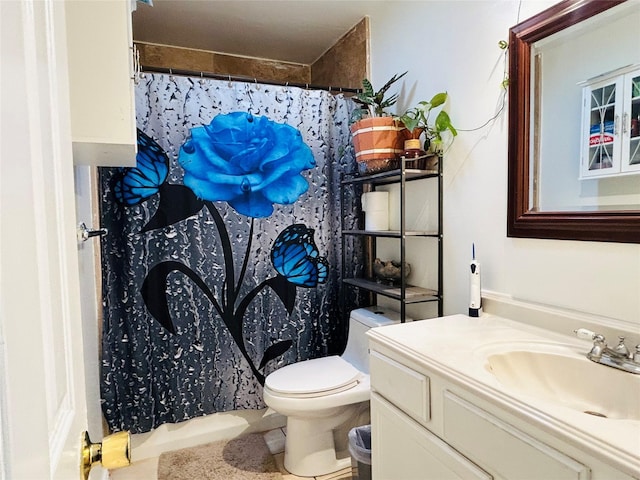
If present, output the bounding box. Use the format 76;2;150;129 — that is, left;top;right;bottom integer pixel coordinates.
157;433;283;480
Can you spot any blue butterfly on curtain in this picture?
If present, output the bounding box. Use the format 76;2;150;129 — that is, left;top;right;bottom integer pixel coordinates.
112;129;204;233
271;224;328;288
113;119;329;385
113;129;169;205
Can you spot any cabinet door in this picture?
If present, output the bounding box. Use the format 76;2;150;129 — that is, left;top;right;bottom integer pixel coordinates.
65;0;137;166
621;70;640;173
371;393;492;480
581;76;623;178
443;392;590;480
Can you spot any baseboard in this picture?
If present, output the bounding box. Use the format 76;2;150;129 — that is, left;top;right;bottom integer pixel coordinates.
89;466;110;480
130;408;286;461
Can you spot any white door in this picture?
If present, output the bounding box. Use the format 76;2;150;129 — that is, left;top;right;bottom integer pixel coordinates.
0;1;91;478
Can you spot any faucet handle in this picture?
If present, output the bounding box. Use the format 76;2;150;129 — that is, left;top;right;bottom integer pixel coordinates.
575;329;607;361
613;336;631;358
574;328;605;343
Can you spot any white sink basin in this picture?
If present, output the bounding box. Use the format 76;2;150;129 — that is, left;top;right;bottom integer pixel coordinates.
486;346;640;420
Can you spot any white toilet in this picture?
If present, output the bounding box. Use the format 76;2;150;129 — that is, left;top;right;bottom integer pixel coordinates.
263;307;402;477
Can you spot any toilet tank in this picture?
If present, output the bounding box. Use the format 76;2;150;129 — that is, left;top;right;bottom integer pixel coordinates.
341;306;406;374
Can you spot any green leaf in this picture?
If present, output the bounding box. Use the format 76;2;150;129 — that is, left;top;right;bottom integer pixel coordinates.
378;71;407;96
400;114;420;132
381;93;399;108
355;93;373;105
430;92;448;108
434;111;450;131
362;78;375;98
350;108;366;123
434;111;457;137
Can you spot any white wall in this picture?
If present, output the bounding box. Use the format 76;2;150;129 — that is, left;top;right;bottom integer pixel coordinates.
74;166;105;440
368;1;640;326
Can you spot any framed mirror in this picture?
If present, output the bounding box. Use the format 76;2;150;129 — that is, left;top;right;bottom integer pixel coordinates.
507;0;640;243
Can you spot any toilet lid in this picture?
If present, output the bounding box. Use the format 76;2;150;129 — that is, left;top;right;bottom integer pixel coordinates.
265;356;361;397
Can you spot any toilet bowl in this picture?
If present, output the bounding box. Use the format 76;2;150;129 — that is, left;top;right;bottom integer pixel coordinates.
263;306;402;477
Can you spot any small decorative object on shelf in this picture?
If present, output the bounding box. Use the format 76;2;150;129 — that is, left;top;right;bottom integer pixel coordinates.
403;139;426;158
356;152;439;175
350;73;410;172
403;152;439;171
397;91;457;154
350;72;456;175
356;156;400;175
373;258;411;286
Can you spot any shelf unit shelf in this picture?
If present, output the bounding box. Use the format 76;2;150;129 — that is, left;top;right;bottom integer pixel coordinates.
340;154;443;322
342;167;439;186
342;229;440;238
343;278;439;304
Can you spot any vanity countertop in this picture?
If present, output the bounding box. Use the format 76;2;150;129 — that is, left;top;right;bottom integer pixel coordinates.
367;314;640;477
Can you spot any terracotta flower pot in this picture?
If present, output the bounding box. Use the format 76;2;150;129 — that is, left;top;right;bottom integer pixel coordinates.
350;117;410;164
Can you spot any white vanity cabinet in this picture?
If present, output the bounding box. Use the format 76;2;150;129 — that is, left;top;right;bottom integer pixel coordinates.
372;394;492;480
580;65;640;178
368;337;636;480
65;0;137;166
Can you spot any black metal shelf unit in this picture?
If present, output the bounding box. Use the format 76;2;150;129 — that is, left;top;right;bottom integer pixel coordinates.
340;154;443;323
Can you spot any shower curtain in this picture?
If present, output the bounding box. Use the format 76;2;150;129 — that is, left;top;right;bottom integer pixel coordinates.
99;73;361;433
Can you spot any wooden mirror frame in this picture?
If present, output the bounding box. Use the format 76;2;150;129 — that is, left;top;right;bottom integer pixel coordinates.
507;0;640;243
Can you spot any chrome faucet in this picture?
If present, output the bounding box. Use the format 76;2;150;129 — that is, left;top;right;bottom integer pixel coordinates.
574;328;640;375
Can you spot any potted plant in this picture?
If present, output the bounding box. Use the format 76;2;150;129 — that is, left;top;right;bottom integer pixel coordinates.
350;72;411;171
397;92;457;156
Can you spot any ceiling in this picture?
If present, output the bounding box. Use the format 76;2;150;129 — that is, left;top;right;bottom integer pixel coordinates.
132;0;383;65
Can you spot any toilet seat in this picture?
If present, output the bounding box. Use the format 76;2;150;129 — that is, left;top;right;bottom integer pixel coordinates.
265;356;361;398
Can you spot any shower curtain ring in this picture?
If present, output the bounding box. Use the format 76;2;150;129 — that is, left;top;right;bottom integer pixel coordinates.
199;72;205;85
228;75;233;88
169;69;174;81
254;78;260;90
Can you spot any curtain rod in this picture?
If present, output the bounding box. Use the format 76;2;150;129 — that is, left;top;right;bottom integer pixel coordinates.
140;65;362;94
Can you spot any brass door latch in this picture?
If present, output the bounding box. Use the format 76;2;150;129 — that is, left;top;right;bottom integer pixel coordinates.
81;430;131;480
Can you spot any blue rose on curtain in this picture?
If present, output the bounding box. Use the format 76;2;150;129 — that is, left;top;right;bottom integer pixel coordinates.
115;117;328;385
179;111;316;218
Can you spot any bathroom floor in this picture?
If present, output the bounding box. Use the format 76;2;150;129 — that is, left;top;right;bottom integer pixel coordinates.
109;427;354;479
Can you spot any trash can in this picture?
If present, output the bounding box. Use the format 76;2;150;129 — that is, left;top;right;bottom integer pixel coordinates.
348;424;372;480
